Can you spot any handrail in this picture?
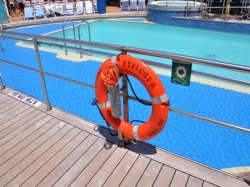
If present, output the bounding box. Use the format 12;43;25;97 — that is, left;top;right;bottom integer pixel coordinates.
1;32;250;88
78;20;92;58
1;30;250;74
1;56;250;134
62;19;76;55
0;30;250;134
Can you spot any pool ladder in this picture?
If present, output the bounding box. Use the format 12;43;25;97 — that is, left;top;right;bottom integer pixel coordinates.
77;20;92;58
62;20;92;58
62;19;77;55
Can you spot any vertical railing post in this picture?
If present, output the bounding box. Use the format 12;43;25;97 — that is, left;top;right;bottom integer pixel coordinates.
62;26;68;55
121;49;129;123
33;38;52;111
0;74;5;90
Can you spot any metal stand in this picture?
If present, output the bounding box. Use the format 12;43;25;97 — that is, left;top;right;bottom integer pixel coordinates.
118;50;132;146
33;38;52;111
0;74;5;90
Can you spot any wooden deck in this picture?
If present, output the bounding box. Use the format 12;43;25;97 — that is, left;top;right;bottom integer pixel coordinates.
0;90;249;187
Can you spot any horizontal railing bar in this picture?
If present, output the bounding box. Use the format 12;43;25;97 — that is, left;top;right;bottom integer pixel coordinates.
3;33;249;86
1;31;250;74
126;95;250;134
169;107;250;134
205;6;248;8
38;41;116;57
0;35;117;58
0;31;124;51
125;48;250;73
192;70;250;87
143;59;250;87
0;58;38;73
3;34;250;87
44;72;95;89
1;57;249;134
0;35;32;43
0;58;95;89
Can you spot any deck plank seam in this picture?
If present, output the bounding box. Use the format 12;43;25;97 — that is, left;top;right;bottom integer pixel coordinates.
151;162;165;187
168;168;178;187
0;115;54;156
0;112;48;149
63;137;106;186
0;104;32;125
0;101;24;114
0;119;62;177
0;105;34;130
101;149;131;186
86;147;130;187
0;110;42;140
0;108;36;137
0;95;8;101
126;155;152;187
0;102;25;122
1;123;73;186
4;125;75;187
138;159;163;187
84;145;119;187
66;140;118;187
0;96;15;106
0;95;12;103
7;127;83;187
188;173;218;186
0;102;21;117
24;133;94;186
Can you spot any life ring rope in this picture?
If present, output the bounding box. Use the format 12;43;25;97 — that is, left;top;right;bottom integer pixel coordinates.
95;55;169;141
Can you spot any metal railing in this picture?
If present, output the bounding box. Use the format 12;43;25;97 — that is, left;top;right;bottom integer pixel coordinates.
78;20;92;58
0;30;250;134
62;19;76;55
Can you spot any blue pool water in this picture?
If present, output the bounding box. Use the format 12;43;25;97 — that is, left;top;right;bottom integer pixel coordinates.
1;21;250;169
49;20;250;82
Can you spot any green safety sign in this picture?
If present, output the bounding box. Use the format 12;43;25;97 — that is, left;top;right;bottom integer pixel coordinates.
171;61;192;86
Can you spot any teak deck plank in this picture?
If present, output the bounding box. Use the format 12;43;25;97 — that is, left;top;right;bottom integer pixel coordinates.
0;108;36;138
0;113;52;152
0;111;42;147
0;101;23;119
0;104;30;125
186;176;203;187
67;139;116;187
0;122;71;186
102;150;139;187
119;155;150;187
136;160;162;187
0;118;61;177
38;135;100;187
86;147;128;187
0;93;248;187
0;114;52;153
0;96;16;109
203;181;218;187
170;170;189;187
21;131;90;187
6;128;82;187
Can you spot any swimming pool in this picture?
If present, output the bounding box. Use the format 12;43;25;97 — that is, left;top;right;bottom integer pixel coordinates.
1;20;250;170
48;20;250;82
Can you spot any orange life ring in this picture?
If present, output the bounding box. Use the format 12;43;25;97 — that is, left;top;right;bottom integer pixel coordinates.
95;55;169;141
